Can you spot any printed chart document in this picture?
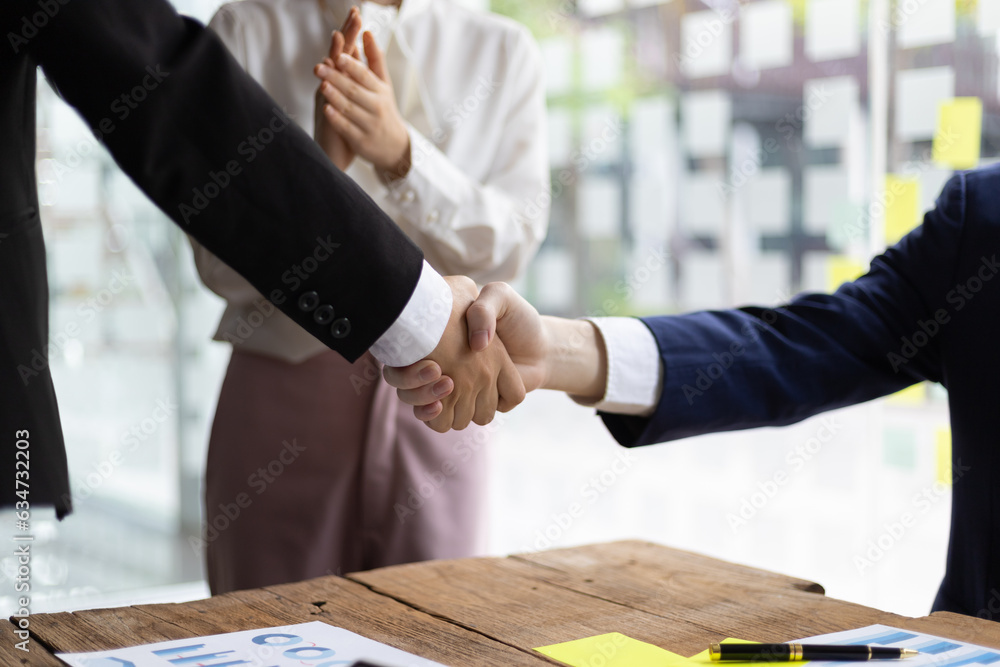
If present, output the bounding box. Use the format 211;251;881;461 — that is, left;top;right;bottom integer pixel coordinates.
792;624;1000;667
57;620;447;667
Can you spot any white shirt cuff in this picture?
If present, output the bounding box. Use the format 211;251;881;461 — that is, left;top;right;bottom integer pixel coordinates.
574;317;663;417
369;261;452;367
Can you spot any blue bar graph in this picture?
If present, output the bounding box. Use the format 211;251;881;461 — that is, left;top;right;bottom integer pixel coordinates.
152;645;206;656
168;650;240;665
837;630;919;646
814;627;998;667
915;640;963;655
933;651;1000;667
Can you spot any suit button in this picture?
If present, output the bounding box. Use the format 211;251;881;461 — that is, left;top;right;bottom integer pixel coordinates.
313;305;335;325
298;291;320;312
331;317;351;339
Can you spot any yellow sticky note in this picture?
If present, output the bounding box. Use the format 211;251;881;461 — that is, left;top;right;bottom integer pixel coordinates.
535;632;685;667
884;176;921;245
826;255;867;292
535;635;777;667
933;97;982;170
935;427;952;486
887;382;926;406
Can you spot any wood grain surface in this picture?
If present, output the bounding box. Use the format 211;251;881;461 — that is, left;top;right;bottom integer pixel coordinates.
5;540;998;667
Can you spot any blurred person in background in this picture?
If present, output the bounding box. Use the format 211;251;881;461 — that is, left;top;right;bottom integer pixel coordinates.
389;165;1000;620
1;0;522;522
190;0;548;593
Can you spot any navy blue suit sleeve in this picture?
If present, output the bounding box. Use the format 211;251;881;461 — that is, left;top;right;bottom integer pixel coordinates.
602;172;968;448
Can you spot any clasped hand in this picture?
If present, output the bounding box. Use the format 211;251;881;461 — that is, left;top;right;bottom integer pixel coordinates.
385;282;552;430
385;277;530;433
312;6;411;178
386;281;610;430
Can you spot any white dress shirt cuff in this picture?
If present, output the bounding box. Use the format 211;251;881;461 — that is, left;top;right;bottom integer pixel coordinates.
572;317;663;417
386;124;460;233
369;260;452;367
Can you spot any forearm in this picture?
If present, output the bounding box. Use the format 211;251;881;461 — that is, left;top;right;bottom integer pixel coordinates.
540;317;607;401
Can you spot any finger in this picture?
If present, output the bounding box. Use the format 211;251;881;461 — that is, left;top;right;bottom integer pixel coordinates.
337;52;383;92
314;58;334;82
363;31;389;82
425;419;451;434
341;6;362;49
347;44;360;59
324;105;366;147
497;393;518;414
472;374;498;426
382;359;442;390
496;351;526;413
321;68;379;116
338;6;356;32
467;282;510;352
426;397;455;433
451;389;475;431
327;29;345;63
321;84;375;133
396;377;454;407
345;38;360;60
314;35;342;82
414;402;443;422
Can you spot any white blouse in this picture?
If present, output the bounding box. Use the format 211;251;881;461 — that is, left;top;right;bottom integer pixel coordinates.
191;0;549;362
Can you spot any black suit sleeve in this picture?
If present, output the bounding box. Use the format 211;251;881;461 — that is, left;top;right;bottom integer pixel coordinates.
7;0;423;361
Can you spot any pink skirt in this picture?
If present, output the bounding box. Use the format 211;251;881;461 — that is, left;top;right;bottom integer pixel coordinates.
203;347;489;594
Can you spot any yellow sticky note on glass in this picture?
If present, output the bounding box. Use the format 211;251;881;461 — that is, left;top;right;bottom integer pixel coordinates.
535;632;685;667
827;255;867;292
933;97;982;170
884;176;921;245
935;427;952;486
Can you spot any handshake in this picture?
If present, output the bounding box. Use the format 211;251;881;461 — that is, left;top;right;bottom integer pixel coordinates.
383;276;609;433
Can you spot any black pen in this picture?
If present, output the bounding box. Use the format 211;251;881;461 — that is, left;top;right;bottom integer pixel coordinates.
709;643;920;662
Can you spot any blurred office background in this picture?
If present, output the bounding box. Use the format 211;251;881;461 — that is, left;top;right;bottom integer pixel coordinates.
3;0;996;618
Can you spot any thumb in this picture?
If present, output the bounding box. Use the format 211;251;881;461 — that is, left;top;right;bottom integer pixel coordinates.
466;282;511;352
363;31;388;81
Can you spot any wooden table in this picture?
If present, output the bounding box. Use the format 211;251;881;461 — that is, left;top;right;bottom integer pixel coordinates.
6;541;1000;666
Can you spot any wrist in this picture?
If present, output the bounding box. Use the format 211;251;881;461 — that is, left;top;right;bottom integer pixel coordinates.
378;133;412;181
540;317;607;401
334;151;354;171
